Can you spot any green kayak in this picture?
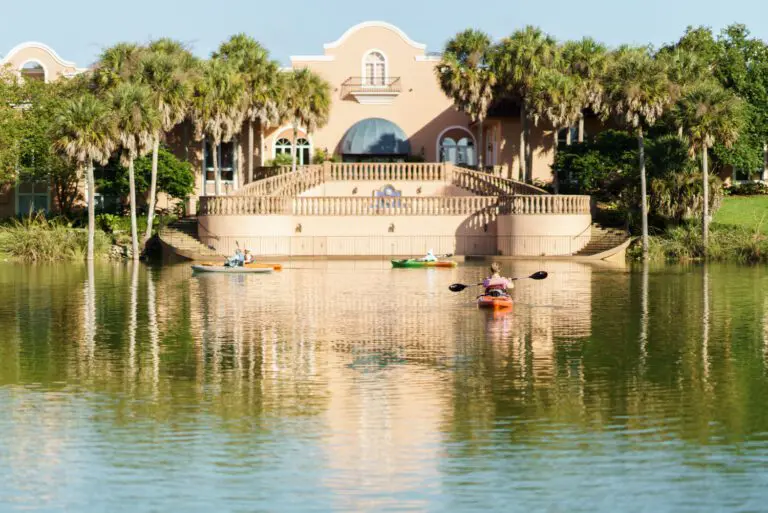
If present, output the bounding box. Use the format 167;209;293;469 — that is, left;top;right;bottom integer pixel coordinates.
391;259;457;268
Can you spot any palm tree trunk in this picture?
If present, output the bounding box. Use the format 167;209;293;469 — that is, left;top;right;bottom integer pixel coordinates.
292;124;298;173
477;120;484;170
248;118;254;184
519;102;527;182
637;127;649;259
553;129;559;194
213;142;221;196
86;163;95;261
234;137;241;191
144;135;160;246
702;146;710;254
259;126;265;167
578;115;584;143
128;158;139;261
763;141;768;181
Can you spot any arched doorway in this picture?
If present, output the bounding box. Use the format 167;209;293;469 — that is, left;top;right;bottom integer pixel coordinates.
438;128;476;166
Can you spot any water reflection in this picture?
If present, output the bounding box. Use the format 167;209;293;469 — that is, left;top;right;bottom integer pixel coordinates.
0;260;767;511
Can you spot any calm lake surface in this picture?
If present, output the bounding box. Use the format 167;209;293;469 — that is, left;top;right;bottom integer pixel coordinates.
1;259;767;512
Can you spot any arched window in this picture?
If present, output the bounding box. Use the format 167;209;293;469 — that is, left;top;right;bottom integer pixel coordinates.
275;138;292;156
363;51;386;86
296;138;311;166
20;61;45;82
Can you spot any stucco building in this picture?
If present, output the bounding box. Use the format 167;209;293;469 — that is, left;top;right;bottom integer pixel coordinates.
0;21;583;216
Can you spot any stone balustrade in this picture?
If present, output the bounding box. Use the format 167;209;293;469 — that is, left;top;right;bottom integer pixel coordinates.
292;196;499;216
327;162;446;181
239;162;551;199
199;196;291;216
199;194;591;216
452;167;548;196
239;165;324;196
499;195;591;214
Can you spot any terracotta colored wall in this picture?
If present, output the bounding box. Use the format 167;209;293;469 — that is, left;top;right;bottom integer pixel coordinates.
198;209;591;257
286;25;472;164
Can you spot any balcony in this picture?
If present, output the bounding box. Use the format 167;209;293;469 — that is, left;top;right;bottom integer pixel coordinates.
341;77;401;104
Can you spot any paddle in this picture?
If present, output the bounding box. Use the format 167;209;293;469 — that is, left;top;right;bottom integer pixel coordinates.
448;271;548;292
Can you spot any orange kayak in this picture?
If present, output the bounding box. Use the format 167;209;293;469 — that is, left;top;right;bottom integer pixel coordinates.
202;261;283;271
477;294;514;310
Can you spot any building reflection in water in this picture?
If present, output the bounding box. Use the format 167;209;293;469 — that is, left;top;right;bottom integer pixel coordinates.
17;258;768;508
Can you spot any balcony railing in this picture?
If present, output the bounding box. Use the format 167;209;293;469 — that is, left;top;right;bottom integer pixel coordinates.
341;77;402;99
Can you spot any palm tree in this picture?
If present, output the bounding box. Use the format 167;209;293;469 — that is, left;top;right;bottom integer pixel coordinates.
673;80;745;252
52;93;116;260
601;47;672;258
92;43;146;91
491;26;559;182
528;68;585;192
138;45;195;244
189;58;247;195
282;69;331;172
109;82;161;261
436;29;496;170
213;34;281;183
561;38;609;141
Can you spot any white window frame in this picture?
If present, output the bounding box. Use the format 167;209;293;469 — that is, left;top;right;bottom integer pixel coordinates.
361;49;388;87
15;181;51;215
202;139;236;185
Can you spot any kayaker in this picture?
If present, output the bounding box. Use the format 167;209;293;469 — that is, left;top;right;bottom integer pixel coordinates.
244;249;253;265
420;249;438;262
483;263;513;296
226;249;245;267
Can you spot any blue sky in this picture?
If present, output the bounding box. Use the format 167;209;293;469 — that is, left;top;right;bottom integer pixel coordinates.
1;0;765;67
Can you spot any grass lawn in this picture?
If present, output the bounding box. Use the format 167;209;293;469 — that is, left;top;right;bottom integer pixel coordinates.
713;196;768;233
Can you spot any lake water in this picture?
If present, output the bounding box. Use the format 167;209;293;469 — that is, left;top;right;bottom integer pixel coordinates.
0;259;767;512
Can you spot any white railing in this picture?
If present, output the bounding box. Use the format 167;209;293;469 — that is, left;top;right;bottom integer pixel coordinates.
199;194;591;216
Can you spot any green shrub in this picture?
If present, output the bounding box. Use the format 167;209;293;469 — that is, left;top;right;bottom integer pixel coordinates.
267;153;293;167
0;214;110;262
728;182;768;196
628;223;768;263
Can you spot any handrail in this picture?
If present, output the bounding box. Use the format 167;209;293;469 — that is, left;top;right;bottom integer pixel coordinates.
452;166;549;196
199;194;592;216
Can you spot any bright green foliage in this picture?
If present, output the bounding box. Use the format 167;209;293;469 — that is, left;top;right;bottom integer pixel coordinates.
668;24;768;175
554;130;722;227
96;145;194;202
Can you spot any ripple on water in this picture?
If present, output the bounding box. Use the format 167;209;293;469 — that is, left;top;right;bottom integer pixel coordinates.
0;261;767;512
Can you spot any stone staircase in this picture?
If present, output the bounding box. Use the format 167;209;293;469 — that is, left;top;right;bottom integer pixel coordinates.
158;217;222;260
574;224;630;258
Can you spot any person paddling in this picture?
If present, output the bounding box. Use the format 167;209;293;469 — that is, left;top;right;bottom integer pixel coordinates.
419;249;438;262
483;262;514;297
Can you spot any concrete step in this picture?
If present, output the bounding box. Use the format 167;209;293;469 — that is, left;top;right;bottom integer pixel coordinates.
574;223;630;257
